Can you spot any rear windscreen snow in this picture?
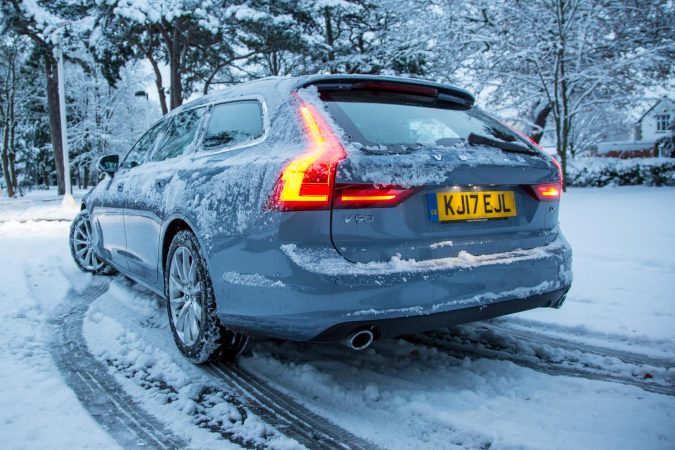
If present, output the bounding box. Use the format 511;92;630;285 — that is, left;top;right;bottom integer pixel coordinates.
320;90;534;153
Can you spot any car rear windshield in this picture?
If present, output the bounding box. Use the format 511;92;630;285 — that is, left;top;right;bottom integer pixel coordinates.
320;90;533;153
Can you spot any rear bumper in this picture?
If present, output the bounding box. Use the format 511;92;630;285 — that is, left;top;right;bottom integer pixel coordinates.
311;287;568;341
211;234;572;342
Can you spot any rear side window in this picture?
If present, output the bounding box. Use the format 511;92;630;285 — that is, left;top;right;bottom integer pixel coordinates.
202;100;264;150
151;107;206;162
320;90;529;153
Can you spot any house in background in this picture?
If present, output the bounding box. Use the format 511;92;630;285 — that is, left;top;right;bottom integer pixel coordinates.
595;97;673;158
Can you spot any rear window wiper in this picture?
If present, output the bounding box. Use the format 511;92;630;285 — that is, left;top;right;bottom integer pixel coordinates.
467;133;538;155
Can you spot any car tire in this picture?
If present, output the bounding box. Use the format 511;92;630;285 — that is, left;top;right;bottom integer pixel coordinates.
70;210;117;275
165;230;248;363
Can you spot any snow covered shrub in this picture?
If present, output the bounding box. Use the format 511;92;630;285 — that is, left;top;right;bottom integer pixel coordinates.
567;158;675;187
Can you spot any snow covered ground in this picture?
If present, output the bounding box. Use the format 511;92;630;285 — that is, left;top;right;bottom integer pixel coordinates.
0;186;673;449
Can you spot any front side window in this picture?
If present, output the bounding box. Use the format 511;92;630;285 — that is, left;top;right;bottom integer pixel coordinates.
151;107;206;162
121;122;166;169
202;100;264;150
656;114;671;132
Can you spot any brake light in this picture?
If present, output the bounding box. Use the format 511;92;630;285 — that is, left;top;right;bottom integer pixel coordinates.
334;184;418;209
271;103;346;210
534;183;561;200
352;81;438;96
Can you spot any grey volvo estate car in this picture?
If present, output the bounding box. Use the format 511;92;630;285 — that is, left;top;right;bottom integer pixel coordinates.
70;75;572;363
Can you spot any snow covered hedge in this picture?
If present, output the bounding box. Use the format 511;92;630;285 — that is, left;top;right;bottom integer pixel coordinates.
567;157;675;187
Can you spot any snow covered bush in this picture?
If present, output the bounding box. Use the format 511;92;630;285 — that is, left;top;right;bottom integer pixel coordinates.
567;157;675;187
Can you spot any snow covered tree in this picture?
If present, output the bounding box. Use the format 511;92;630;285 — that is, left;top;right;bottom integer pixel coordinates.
66;61;159;188
465;0;674;188
0;0;79;195
91;1;246;112
0;35;24;198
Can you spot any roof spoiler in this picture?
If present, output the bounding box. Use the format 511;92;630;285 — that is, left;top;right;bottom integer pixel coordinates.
301;76;475;108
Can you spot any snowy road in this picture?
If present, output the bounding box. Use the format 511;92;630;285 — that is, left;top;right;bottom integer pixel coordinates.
54;277;375;449
1;187;674;449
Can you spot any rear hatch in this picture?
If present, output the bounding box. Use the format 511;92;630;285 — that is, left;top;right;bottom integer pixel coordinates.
314;82;561;264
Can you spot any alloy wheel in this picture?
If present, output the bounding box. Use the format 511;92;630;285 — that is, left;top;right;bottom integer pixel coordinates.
168;247;203;346
72;216;105;272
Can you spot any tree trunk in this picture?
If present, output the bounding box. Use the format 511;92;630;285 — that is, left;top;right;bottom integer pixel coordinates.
8;123;17;190
324;9;336;73
1;124;15;198
45;54;65;195
83;164;89;190
8;89;18;190
556;0;569;191
147;52;168;115
529;101;552;144
169;28;183;110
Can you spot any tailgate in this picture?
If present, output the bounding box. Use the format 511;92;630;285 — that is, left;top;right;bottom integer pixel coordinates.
315;86;561;264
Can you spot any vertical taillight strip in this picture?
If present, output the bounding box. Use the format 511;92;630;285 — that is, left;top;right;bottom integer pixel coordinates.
271;102;346;211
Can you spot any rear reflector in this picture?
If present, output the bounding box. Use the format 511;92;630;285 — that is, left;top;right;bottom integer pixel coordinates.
270;102;346;210
334;184;418;209
534;183;561;200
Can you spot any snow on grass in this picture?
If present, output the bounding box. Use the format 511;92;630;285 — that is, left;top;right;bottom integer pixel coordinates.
0;188;87;222
515;186;675;356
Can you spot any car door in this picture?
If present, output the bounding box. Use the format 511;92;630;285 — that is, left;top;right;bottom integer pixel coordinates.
123;106;207;286
90;122;166;270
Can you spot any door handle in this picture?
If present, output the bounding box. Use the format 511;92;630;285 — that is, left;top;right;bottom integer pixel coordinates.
155;177;171;190
117;183;124;193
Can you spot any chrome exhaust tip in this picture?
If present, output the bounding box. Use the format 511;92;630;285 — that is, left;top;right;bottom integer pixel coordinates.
344;329;374;351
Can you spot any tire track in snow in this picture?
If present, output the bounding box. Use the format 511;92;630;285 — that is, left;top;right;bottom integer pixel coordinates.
407;329;675;397
49;280;189;449
474;322;675;369
52;276;379;449
207;361;380;450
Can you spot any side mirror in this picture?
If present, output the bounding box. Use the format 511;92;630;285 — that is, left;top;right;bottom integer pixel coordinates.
97;154;119;176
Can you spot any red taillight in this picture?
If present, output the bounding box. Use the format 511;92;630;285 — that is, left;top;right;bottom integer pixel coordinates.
271;103;346;210
334;184;417;209
534;183;561;200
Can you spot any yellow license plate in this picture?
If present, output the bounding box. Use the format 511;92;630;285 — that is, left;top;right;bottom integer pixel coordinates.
428;191;517;222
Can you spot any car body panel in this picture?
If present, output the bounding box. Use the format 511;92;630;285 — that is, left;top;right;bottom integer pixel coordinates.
207;228;570;340
88;178;128;270
82;74;572;344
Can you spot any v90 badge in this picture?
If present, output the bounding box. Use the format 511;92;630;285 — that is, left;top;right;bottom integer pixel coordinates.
344;214;374;224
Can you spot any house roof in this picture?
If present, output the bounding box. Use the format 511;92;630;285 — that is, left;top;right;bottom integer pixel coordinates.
637;97;674;123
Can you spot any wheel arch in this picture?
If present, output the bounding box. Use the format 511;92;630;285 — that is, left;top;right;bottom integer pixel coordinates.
161;217;193;274
160;214;214;273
